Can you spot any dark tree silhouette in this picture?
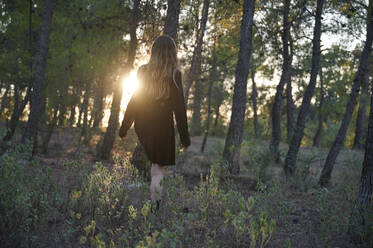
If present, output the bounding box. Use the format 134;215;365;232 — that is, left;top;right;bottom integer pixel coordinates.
22;0;55;151
189;0;210;136
284;0;324;175
92;79;105;128
347;63;373;243
164;0;181;41
353;72;370;150
184;0;210;104
222;0;255;174
313;67;325;147
286;38;295;143
96;0;140;160
319;0;373;186
201;43;217;152
269;0;292;160
251;69;259;138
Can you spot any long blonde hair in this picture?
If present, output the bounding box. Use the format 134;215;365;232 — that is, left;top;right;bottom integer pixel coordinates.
140;35;178;100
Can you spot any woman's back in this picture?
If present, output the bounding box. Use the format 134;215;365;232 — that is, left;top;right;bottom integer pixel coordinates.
120;65;190;165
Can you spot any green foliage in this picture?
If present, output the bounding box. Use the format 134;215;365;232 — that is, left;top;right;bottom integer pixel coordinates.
0;142;58;247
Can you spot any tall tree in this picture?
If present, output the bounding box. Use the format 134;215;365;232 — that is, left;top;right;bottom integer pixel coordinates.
183;0;210;104
251;68;259;138
269;0;292;160
353;71;370;149
0;84;10;115
201;42;218;152
319;0;373;186
347;69;373;243
222;0;255;174
284;0;324;175
312;67;325;147
96;0;140;160
22;0;55;150
92;79;104;128
164;0;181;41
189;0;210;136
286;38;295;143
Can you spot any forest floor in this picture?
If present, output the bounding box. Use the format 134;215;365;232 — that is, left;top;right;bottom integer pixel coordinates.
1;126;371;248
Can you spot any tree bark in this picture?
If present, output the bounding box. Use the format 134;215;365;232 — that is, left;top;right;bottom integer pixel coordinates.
22;0;54;150
69;104;76;126
164;0;181;41
57;104;66;126
0;84;10;116
211;104;220;136
286;37;295;143
201;79;213;153
42;106;59;153
347;63;373;243
3;86;31;142
251;68;259;138
77;94;83;127
353;72;370;150
222;0;255;175
319;0;373;186
284;0;324;175
269;0;292;160
201;45;217;152
80;84;91;140
96;0;140;160
190;77;203;136
313;67;325;147
92;79;104;128
183;0;210;104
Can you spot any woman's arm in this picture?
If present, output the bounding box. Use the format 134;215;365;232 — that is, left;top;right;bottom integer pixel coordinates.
172;70;191;147
119;95;136;138
119;66;146;138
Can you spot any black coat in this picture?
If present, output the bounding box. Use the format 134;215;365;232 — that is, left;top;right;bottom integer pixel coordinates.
119;66;190;165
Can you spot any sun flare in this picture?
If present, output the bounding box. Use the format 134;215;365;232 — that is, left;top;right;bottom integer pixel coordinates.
122;70;139;96
119;70;139;119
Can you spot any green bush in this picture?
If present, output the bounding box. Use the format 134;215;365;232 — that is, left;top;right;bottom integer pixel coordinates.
0;142;59;247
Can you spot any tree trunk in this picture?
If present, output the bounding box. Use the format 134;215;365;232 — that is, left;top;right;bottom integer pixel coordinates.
353;72;370;150
80;84;91;141
251;68;259;138
0;84;10;116
319;0;373;186
201;45;217;152
77;95;83;127
93;79;104;128
190;78;203;136
347;65;373;243
57;104;66;126
269;0;292;161
183;0;210;104
284;0;324;175
211;104;220;136
97;0;140;160
69;104;76;126
42;106;58;153
164;0;181;41
201;79;213;153
286;38;295;143
222;0;255;175
22;0;54;150
57;87;67;126
313;67;325;147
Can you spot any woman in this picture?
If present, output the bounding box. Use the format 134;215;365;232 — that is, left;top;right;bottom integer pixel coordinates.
119;35;191;208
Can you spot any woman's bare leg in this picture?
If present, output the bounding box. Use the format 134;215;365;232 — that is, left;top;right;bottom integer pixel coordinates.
150;163;164;201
